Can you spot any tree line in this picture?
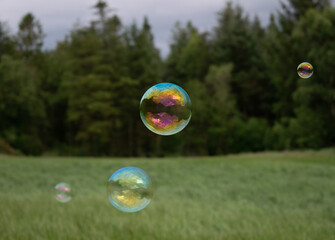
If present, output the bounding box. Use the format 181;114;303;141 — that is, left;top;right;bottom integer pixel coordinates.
0;0;334;156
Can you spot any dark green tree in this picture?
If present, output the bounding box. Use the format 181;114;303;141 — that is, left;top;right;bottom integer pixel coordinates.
0;55;46;154
289;7;335;148
17;13;45;58
164;22;210;84
266;0;330;118
0;22;15;59
122;17;162;156
63;13;125;155
203;64;238;154
212;1;275;119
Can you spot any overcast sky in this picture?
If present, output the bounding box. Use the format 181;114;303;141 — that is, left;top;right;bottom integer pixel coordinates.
0;0;302;57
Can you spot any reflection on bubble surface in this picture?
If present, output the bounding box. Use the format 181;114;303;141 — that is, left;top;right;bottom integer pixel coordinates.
107;167;153;212
54;182;72;203
297;62;313;78
140;83;192;135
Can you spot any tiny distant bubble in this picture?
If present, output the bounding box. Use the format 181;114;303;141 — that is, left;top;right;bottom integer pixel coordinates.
140;83;192;136
54;182;72;203
107;167;153;213
297;62;313;78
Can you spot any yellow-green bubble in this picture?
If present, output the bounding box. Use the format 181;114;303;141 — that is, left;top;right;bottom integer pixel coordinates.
107;167;153;212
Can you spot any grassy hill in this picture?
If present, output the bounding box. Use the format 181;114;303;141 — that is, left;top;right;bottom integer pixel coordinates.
0;150;335;239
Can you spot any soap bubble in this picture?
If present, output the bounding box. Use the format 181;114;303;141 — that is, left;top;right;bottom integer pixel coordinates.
140;83;192;135
297;62;313;78
107;167;153;212
54;183;72;203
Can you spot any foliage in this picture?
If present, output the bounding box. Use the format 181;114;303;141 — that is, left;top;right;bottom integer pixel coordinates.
17;13;45;58
0;55;45;155
165;22;210;84
0;22;15;58
0;0;334;155
212;1;275;119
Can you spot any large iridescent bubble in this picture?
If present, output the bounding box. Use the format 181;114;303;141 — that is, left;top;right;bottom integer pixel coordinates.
107;167;153;212
54;182;72;203
297;62;313;78
140;83;192;135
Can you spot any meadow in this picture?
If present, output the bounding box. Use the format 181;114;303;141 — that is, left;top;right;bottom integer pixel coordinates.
0;150;335;240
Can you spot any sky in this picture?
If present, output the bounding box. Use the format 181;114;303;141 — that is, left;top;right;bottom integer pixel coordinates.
0;0;285;57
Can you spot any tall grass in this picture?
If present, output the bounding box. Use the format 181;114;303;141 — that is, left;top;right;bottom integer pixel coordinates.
1;150;335;239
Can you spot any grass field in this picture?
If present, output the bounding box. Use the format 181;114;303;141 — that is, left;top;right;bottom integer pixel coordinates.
1;150;335;240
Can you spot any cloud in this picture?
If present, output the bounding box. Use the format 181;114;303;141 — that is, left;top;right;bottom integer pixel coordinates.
0;0;281;57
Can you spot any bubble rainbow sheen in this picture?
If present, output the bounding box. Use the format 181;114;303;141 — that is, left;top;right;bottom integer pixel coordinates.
140;83;192;135
54;182;72;203
297;62;313;79
107;167;153;213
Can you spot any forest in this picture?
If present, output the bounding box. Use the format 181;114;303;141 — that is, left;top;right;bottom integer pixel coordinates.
0;0;334;156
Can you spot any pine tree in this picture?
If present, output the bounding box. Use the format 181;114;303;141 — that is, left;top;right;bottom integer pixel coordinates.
122;17;162;156
17;13;45;59
0;22;15;59
212;1;274;119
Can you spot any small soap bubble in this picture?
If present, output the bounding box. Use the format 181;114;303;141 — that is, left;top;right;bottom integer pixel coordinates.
54;182;72;203
140;83;192;135
107;167;153;212
297;62;313;78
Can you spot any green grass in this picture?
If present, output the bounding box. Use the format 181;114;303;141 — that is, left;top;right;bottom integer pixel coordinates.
1;150;335;240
